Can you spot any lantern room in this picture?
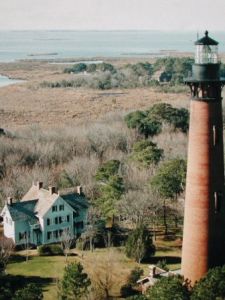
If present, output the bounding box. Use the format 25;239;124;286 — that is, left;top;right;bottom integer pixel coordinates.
195;31;219;64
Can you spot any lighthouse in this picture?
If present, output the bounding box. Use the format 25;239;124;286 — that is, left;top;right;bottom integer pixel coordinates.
181;31;225;284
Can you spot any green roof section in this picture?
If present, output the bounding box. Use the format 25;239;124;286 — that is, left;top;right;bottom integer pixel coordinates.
61;192;89;210
7;200;38;224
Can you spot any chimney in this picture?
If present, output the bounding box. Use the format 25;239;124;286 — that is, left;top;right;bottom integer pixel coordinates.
7;197;13;206
49;186;56;195
37;181;43;190
77;186;83;195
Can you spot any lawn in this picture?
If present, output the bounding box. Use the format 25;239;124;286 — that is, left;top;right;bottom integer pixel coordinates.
6;240;181;299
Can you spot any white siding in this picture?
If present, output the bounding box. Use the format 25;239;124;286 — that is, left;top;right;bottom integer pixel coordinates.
1;207;15;242
42;196;74;244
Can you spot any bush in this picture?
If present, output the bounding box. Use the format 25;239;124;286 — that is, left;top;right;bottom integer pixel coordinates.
191;265;225;300
127;267;144;286
156;259;169;271
147;276;190;300
13;283;43;300
38;244;63;256
64;63;87;74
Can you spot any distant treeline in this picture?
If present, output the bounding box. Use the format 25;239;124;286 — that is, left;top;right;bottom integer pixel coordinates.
40;58;225;91
40;58;195;91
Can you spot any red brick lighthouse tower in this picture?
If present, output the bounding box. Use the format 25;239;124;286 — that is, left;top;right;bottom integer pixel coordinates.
181;31;225;284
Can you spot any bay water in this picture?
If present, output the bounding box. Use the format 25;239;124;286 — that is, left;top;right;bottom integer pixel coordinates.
0;30;224;63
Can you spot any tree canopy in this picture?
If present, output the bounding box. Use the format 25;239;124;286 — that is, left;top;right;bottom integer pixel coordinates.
147;103;189;133
150;159;186;199
95;160;121;182
124;103;189;139
131;140;163;167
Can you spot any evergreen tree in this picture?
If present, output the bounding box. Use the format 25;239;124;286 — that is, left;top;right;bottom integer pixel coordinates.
125;224;155;263
95;160;124;219
59;262;91;300
150;158;186;234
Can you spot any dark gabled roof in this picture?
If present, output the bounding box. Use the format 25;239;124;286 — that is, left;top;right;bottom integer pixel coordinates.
7;200;38;224
61;192;89;210
195;31;218;46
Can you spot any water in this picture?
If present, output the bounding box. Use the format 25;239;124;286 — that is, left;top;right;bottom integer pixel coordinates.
0;30;224;63
0;74;24;87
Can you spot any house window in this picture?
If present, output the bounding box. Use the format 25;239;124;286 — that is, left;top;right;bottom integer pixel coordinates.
55;217;58;224
59;216;62;224
54;230;58;238
47;232;52;240
52;205;57;212
47;218;50;226
19;232;23;240
59;204;64;211
59;229;63;237
67;215;70;222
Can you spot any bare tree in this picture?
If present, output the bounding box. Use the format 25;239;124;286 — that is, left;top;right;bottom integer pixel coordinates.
118;188;161;228
88;250;120;300
0;237;15;273
20;232;31;262
61;228;74;262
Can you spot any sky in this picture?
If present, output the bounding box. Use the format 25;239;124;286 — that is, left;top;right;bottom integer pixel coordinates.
0;0;225;31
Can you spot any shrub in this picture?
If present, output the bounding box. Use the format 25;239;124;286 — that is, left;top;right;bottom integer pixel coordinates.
127;267;144;286
38;244;63;256
191;265;225;300
64;63;87;74
13;283;43;300
156;259;169;271
147;276;190;300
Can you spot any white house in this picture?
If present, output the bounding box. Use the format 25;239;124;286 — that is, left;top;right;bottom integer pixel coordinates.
0;182;89;246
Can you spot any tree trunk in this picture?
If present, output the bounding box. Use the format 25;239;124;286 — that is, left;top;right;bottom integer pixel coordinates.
163;199;168;235
107;231;111;248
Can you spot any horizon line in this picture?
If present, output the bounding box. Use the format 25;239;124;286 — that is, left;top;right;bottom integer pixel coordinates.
0;29;223;33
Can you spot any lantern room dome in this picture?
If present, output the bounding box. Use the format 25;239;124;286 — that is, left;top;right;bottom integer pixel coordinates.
195;31;218;46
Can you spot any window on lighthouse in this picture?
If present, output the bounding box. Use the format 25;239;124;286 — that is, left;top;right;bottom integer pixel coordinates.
195;44;218;64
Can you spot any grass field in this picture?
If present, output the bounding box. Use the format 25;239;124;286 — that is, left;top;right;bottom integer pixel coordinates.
6;238;181;299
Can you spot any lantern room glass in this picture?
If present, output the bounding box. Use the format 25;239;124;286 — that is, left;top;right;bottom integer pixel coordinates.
195;44;219;64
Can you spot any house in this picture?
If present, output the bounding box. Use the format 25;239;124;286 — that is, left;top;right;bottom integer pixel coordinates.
137;265;181;293
0;182;89;246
